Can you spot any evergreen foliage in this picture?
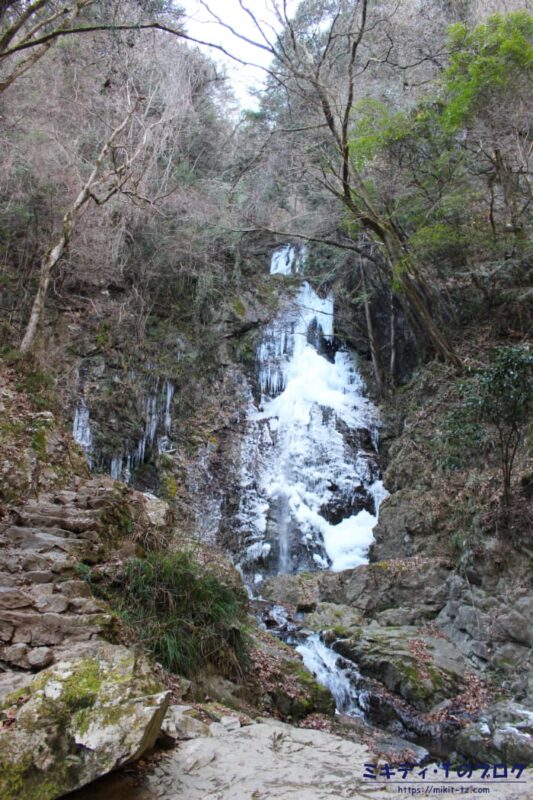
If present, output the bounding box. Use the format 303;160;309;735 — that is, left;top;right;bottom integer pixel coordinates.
469;346;533;506
443;11;533;130
442;347;533;505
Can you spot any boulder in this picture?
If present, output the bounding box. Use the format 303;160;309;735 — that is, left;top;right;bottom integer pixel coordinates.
0;589;32;610
261;573;321;610
2;643;54;670
0;643;170;800
209;715;241;736
321;559;450;619
304;602;363;636
370;493;428;560
334;623;466;711
161;705;211;740
262;559;450;625
143;717;532;799
146;718;375;799
457;702;533;765
140;492;171;530
493;609;533;647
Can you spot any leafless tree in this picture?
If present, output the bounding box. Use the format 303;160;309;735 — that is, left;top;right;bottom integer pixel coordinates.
19;94;147;352
6;13;238;351
198;0;462;370
0;0;253;96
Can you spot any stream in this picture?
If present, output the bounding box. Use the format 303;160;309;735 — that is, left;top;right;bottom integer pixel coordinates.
66;246;436;800
240;248;453;761
237;246;385;704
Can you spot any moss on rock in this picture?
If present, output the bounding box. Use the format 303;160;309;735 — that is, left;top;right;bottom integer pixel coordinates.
279;661;336;720
0;643;169;800
334;623;466;712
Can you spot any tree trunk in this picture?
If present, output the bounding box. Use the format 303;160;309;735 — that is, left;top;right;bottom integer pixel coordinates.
351;178;462;369
18;104;138;353
494;148;522;233
389;290;397;384
378;223;462;369
19;230;70;353
360;261;385;396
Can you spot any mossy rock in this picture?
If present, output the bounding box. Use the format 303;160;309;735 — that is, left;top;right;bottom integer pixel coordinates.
230;297;247;318
457;702;533;765
304;603;363;635
272;660;335;721
0;643;169;799
334;623;466;712
241;627;335;722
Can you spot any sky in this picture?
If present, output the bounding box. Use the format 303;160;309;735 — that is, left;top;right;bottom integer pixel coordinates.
180;1;295;107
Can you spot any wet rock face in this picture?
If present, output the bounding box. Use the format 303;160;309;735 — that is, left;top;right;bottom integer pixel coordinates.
71;371;177;489
260;563;475;743
261;559;452;624
370;493;430;561
0;643;170;800
457;702;533;765
333;623;466;713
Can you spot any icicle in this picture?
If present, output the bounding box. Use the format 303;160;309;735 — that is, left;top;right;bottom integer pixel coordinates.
110;454;122;480
236;246;388;579
72;400;93;468
164;381;174;435
73;401;92;451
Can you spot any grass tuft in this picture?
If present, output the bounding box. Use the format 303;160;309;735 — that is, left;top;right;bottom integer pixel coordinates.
100;551;249;679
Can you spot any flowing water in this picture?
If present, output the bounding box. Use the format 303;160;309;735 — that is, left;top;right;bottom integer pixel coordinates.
70;245;392;776
236;245;388;719
296;634;364;717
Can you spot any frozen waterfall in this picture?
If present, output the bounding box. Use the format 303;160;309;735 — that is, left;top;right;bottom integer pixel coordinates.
72;400;93;467
236;246;387;585
73;379;175;483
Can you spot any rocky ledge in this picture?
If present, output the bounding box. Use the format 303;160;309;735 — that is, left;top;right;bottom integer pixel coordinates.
72;711;533;800
260;563;533;765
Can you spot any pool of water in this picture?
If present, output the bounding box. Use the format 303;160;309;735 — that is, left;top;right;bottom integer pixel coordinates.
65;771;155;800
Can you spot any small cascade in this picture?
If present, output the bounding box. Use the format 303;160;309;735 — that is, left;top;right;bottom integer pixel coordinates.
236;245;387;586
296;634;363;717
258;603;368;720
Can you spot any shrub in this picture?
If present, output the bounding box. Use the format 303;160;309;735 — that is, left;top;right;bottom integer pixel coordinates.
440;404;486;471
108;551;249;679
440;347;532;507
468;346;533;506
